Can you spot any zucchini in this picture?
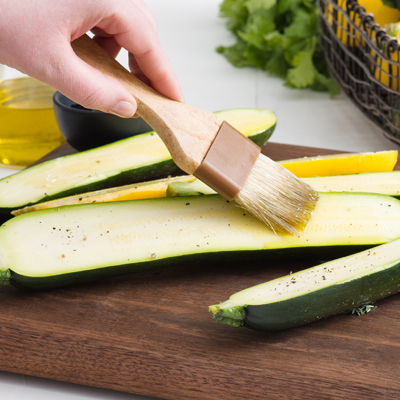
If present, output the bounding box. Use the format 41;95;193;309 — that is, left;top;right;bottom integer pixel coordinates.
209;237;400;331
302;171;400;197
1;192;400;291
11;152;399;216
167;179;216;197
12;176;195;216
167;171;400;198
0;108;276;219
12;168;400;217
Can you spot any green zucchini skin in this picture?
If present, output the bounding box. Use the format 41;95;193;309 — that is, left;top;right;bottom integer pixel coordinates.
210;239;400;331
0;108;276;219
5;246;373;292
27;159;182;207
0;158;181;225
1;192;400;291
244;270;400;331
244;268;400;331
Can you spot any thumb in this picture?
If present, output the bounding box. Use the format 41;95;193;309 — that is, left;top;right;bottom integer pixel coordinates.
46;44;137;118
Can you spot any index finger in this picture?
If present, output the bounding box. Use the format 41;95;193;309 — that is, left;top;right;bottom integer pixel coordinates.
96;5;184;103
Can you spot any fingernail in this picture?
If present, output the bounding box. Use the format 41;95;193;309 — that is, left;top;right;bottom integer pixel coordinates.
109;101;136;118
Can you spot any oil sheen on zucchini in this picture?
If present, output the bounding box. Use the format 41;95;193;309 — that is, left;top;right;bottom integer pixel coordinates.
1;192;400;291
0;108;276;218
167;171;400;198
302;171;400;197
209;237;400;331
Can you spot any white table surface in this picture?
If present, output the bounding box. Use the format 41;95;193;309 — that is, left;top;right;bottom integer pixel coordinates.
1;0;399;399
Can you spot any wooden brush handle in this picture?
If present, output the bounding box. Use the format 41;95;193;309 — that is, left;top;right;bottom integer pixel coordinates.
71;34;221;173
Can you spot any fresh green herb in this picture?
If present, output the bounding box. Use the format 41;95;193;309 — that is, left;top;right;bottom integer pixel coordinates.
217;0;339;95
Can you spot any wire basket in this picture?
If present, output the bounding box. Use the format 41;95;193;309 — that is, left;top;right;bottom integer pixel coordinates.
317;0;400;144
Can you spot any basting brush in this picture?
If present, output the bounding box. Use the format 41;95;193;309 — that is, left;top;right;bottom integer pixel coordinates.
71;34;318;234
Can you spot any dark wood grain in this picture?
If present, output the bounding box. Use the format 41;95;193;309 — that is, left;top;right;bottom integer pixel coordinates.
1;142;400;399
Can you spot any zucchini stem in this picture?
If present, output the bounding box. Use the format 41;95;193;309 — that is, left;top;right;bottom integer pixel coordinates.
0;269;10;285
209;305;245;328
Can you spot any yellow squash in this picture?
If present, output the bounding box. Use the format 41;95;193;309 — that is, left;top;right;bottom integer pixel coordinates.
326;0;400;90
278;150;398;177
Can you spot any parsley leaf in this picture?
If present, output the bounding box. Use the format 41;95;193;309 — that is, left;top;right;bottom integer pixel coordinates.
217;40;250;68
286;47;316;88
217;0;339;94
245;0;276;13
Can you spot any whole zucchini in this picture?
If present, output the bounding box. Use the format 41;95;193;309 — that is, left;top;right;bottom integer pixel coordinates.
209;237;400;331
0;108;276;219
1;192;400;291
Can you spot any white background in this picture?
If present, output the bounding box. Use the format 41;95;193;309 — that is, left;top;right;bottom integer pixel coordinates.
0;0;399;399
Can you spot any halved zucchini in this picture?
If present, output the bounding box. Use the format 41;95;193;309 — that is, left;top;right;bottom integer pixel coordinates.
15;168;400;216
0;108;276;218
209;237;400;331
12;176;196;216
1;192;400;291
166;171;400;198
303;171;400;197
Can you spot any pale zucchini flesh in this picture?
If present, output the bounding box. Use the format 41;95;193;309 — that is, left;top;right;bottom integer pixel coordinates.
167;171;400;198
210;238;400;331
302;171;400;197
1;192;400;291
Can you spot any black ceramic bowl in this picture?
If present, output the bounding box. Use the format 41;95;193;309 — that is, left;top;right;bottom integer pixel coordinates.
53;91;152;152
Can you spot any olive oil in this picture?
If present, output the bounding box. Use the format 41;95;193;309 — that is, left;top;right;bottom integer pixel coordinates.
0;77;65;168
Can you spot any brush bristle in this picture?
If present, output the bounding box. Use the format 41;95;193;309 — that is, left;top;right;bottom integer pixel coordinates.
235;154;318;234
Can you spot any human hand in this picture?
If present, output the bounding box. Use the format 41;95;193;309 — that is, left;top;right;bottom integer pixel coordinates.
0;0;184;117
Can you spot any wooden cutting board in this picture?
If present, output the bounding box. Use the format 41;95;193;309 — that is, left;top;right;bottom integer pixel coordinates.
0;142;399;400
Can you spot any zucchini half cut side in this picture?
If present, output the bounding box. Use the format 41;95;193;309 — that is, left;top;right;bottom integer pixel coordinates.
302;171;400;198
1;192;400;291
209;237;400;331
0;108;276;218
167;171;400;198
13;167;400;217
